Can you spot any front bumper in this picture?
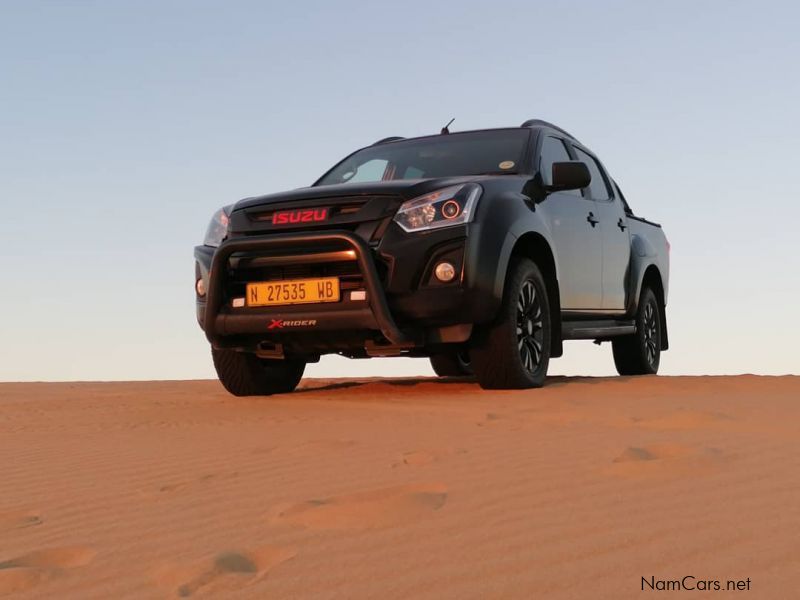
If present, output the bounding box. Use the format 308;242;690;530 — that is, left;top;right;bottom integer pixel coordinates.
195;224;501;354
199;230;411;348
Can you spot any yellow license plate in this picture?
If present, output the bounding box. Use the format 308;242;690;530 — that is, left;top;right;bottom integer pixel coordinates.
245;277;340;307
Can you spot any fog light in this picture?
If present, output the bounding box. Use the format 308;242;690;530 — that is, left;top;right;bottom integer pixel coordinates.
195;278;206;297
434;261;456;282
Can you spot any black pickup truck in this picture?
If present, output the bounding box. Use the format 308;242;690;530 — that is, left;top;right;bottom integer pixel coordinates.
195;120;669;394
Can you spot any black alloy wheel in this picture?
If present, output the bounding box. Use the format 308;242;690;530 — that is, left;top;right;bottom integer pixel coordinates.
517;280;545;374
642;300;659;367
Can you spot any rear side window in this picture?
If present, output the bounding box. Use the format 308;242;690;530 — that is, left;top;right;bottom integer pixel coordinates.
574;147;611;201
539;136;581;196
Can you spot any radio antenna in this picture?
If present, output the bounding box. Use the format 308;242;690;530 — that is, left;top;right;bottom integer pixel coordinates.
440;118;455;134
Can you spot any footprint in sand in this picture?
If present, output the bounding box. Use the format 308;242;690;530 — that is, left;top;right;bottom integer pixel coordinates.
392;448;467;468
250;440;356;458
475;412;532;430
628;410;733;430
608;444;728;478
140;472;239;498
0;509;43;532
269;483;448;531
477;412;504;427
155;546;295;597
298;439;357;452
0;546;95;595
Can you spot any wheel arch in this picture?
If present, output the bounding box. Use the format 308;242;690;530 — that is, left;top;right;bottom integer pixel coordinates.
509;232;563;358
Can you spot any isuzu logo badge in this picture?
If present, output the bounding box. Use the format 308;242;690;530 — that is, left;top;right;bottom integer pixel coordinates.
272;208;329;225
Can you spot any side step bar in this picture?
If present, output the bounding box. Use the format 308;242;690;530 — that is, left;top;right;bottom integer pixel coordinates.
561;319;635;340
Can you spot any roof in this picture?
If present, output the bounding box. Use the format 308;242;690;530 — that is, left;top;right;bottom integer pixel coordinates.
372;120;580;146
519;119;580;143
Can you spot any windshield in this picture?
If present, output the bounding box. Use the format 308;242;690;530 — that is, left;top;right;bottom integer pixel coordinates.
316;129;530;186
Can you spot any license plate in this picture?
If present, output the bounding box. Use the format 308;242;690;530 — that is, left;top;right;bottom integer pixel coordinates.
245;277;340;307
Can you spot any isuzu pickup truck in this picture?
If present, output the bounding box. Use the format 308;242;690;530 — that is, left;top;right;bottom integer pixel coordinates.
195;120;669;394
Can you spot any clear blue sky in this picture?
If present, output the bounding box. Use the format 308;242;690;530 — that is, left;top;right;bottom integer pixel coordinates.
1;0;798;381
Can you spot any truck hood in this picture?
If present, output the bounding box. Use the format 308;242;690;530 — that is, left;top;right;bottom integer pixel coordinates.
232;176;491;212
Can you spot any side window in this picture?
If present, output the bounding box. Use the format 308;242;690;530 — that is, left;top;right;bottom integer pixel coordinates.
539;136;581;196
403;166;425;179
574;148;611;201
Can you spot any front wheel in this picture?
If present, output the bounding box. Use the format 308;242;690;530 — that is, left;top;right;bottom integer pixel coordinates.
212;348;305;396
470;258;551;389
612;287;661;375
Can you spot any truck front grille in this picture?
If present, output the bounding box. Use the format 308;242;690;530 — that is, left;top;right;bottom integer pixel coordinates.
231;194;403;244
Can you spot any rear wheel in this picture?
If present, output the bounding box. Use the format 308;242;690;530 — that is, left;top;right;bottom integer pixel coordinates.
429;350;472;377
212;348;305;396
612;287;661;375
470;258;551;389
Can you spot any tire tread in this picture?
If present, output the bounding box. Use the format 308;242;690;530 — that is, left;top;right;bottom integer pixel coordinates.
612;287;661;376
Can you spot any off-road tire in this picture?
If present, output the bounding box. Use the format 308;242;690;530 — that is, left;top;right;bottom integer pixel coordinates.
429;351;472;377
470;258;551;389
212;348;305;396
612;287;661;375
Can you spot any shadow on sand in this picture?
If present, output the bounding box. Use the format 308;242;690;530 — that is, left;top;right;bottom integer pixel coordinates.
296;375;614;394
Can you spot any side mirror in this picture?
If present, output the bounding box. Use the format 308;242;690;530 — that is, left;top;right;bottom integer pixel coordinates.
548;161;591;192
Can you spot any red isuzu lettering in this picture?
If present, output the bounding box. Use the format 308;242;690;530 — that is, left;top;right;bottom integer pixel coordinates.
272;208;328;225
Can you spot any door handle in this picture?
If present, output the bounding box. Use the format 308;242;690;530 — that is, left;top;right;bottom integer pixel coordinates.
617;218;627;231
586;212;599;227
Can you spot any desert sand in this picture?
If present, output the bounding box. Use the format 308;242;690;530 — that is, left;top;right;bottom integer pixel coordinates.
1;375;798;599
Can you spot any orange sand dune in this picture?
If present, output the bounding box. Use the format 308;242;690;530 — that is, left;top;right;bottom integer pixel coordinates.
1;376;798;598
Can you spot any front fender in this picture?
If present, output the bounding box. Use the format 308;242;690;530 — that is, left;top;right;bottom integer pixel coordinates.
464;188;559;320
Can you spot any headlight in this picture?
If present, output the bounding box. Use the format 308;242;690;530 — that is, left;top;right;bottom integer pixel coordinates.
393;184;482;233
203;205;233;247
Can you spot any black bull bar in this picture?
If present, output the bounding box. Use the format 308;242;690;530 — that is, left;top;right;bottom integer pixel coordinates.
203;230;411;347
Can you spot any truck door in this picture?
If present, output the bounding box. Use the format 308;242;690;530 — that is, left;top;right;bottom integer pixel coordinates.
537;136;603;310
573;148;631;310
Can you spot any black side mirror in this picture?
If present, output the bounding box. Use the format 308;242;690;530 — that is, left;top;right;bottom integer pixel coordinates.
548;161;591;192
